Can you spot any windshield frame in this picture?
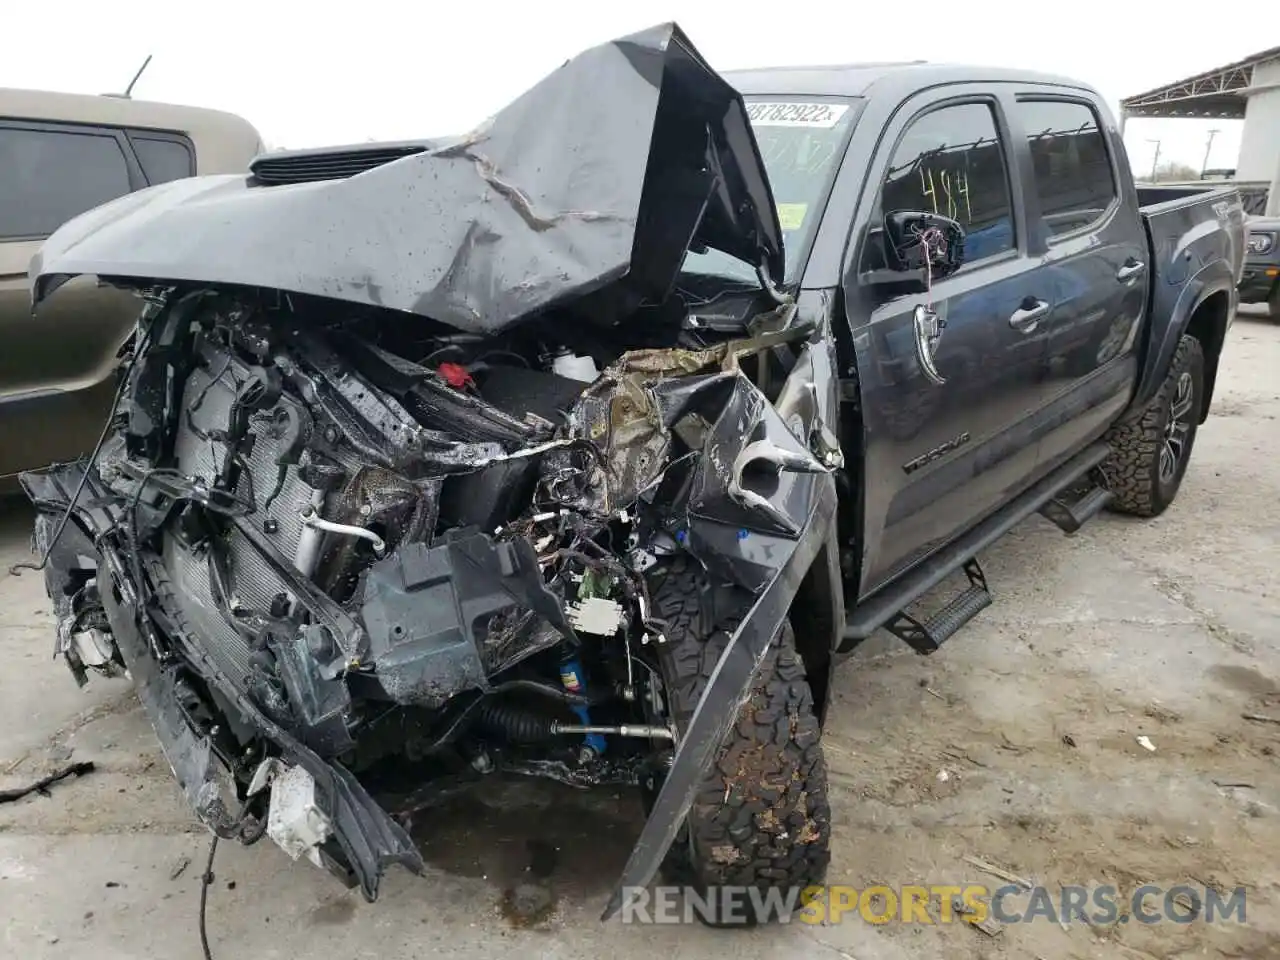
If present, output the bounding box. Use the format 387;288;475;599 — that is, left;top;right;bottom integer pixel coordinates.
683;94;864;288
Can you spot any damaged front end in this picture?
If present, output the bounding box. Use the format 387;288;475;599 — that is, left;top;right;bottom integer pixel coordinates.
21;22;841;914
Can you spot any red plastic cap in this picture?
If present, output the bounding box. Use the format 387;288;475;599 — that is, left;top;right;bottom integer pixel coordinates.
437;362;474;390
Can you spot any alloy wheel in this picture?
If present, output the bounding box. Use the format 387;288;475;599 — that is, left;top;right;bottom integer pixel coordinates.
1159;371;1194;485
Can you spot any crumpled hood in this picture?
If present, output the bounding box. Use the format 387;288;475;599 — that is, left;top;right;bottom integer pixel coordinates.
31;22;784;334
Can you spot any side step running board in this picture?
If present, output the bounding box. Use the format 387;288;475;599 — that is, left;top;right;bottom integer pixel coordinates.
1038;484;1113;534
839;442;1112;653
883;558;991;654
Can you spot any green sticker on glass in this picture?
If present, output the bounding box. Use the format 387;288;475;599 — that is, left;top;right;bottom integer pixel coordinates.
777;203;807;231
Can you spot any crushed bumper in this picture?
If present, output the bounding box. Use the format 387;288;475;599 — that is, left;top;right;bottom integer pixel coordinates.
1238;263;1278;304
21;463;423;900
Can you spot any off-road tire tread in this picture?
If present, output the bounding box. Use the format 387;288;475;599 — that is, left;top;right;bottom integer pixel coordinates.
649;558;831;918
1100;335;1203;517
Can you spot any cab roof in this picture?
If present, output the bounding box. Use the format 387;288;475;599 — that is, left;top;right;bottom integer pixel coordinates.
722;62;1092;99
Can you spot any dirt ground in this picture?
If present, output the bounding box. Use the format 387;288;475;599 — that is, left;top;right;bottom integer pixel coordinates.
2;307;1279;960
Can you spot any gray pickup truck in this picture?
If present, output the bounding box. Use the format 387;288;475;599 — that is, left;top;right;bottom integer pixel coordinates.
1239;214;1280;315
17;22;1244;929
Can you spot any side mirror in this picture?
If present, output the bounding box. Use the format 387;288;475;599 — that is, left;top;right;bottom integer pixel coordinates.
883;211;965;279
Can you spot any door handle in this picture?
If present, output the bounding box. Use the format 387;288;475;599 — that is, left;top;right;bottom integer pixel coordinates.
1009;298;1050;333
1116;259;1146;282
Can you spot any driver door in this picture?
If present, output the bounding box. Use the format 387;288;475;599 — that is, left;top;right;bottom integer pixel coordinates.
846;92;1053;594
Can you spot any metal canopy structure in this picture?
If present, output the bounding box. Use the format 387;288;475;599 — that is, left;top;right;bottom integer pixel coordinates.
1121;45;1280;120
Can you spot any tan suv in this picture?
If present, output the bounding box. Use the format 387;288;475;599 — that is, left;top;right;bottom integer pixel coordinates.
1;89;262;482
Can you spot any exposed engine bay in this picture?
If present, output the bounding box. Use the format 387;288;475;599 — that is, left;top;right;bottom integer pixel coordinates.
116;285;829;765
20;22;842;919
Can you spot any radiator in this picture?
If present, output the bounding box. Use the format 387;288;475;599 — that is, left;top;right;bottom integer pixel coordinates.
165;356;325;688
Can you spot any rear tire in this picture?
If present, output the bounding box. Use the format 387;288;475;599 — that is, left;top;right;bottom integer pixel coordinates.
647;559;831;926
1100;335;1204;517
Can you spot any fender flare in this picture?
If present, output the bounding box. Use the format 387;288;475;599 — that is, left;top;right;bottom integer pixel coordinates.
1128;258;1236;419
788;529;846;726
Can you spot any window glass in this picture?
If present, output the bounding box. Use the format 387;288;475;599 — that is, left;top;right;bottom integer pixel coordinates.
682;97;859;283
879;102;1014;264
132;136;195;185
0;127;132;239
1016;99;1116;238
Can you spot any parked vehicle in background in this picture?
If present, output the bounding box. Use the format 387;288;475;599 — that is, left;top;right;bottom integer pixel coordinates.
0;89;262;484
17;22;1245;930
1239;215;1280;316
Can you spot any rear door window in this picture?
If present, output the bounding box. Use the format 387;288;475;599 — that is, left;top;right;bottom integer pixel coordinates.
1015;99;1117;238
130;135;195;185
0;126;133;240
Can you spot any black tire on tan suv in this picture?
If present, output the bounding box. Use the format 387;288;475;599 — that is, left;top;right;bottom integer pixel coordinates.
1101;334;1205;517
647;558;831;926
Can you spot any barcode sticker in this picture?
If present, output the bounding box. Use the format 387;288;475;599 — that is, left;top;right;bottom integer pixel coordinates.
747;102;849;128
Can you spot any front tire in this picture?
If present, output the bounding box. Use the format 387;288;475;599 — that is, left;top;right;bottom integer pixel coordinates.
1100;335;1204;517
648;559;831;926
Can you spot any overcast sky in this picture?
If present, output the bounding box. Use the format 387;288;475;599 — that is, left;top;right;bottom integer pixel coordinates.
1;1;1262;175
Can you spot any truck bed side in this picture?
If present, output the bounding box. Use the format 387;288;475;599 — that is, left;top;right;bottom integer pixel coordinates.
1128;186;1245;421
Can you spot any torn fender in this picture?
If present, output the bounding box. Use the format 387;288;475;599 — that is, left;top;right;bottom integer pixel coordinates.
600;317;842;916
603;472;838;919
31;22;782;335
